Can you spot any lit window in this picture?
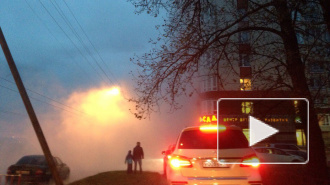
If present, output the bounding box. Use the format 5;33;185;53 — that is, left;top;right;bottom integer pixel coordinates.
240;78;251;91
294;100;298;107
326;115;330;126
241;102;253;114
296;129;306;147
318;114;330;126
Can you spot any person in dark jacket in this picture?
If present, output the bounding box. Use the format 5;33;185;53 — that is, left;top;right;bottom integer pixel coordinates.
133;142;144;173
125;150;133;174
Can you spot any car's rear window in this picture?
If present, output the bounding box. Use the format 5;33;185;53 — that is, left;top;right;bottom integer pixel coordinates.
178;129;249;149
16;156;47;166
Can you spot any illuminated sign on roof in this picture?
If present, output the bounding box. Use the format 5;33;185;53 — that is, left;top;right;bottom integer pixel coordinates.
200;115;289;123
199;115;217;123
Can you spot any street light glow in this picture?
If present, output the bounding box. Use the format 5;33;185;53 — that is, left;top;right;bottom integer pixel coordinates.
107;87;120;96
76;86;125;124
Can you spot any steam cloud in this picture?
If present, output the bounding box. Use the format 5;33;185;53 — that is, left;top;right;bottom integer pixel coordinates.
0;84;198;183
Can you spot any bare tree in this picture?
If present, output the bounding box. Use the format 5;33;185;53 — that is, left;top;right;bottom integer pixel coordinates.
319;0;330;32
129;0;329;180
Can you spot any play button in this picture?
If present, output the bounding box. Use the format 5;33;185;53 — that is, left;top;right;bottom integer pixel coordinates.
249;115;279;146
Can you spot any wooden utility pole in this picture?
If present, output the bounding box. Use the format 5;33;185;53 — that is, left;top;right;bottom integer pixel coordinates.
0;27;63;185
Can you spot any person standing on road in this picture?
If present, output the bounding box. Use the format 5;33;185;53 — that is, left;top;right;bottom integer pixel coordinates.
133;142;144;173
125;150;133;174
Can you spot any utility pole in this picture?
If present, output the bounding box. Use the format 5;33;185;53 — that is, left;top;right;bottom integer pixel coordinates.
0;27;63;185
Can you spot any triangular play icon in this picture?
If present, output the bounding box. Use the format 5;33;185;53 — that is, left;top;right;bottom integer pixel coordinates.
249;116;279;146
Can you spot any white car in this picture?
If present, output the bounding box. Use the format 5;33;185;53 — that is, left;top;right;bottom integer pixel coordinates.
265;143;307;160
166;125;262;185
253;147;304;162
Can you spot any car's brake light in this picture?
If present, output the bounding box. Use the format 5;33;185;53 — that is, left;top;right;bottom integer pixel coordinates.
35;169;43;175
7;168;11;174
169;156;192;168
240;155;260;167
199;125;226;132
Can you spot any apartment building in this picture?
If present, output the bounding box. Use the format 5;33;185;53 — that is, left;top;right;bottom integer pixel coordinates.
197;0;329;147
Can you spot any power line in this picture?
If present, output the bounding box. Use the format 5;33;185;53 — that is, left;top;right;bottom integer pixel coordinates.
23;0;94;84
37;0;111;86
58;0;139;100
0;83;112;125
0;77;86;115
0;109;26;117
27;0;135;99
49;0;107;81
60;0;120;85
0;84;85;117
48;0;116;86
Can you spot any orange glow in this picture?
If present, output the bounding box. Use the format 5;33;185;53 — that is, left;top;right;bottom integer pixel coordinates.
170;159;181;168
241;156;260;167
170;156;192;168
199;125;226;132
106;87;120;95
69;86;126;125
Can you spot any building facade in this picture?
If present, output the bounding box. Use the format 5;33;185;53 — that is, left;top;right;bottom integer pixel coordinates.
197;0;329;148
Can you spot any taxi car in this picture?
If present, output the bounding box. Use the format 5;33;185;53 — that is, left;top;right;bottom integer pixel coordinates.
166;125;262;185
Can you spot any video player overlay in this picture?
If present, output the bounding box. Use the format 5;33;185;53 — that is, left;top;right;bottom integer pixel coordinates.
217;98;309;165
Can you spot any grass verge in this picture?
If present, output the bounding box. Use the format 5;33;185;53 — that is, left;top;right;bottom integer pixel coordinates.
68;171;167;185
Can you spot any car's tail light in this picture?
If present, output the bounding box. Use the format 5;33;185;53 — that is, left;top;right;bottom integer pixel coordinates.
240;154;260;167
35;169;44;175
7;168;11;174
169;155;192;168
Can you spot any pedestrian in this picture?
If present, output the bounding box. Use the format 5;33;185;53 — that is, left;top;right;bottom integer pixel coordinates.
133;141;144;173
125;150;133;174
